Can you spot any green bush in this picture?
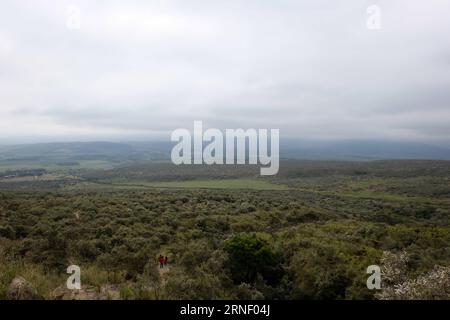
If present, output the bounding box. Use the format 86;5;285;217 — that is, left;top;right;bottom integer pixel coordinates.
224;234;282;285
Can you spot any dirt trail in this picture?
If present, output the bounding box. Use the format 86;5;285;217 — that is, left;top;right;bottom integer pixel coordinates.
158;265;170;286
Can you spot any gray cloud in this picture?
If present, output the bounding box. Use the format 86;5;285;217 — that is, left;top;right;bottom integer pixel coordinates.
0;0;450;144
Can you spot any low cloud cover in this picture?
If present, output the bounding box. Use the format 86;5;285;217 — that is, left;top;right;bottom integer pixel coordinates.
1;0;449;144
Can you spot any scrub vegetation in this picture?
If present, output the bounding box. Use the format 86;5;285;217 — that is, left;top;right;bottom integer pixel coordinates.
1;159;449;299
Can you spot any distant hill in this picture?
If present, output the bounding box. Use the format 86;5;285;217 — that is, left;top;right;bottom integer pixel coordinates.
1;140;450;165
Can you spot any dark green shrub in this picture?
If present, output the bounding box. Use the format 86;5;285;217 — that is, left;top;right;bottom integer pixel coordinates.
224;235;282;285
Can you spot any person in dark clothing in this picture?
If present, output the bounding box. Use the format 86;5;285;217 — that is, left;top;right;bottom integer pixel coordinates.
158;255;164;268
164;256;168;267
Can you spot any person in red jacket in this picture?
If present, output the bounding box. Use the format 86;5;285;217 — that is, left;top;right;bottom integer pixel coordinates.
158;255;164;268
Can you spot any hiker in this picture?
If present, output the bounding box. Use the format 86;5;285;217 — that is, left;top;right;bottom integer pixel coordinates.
158;255;164;268
164;256;168;267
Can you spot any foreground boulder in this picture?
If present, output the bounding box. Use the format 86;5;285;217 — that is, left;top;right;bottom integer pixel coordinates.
7;277;41;300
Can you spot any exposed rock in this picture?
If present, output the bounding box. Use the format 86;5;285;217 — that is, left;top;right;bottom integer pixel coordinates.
51;284;121;300
7;276;41;300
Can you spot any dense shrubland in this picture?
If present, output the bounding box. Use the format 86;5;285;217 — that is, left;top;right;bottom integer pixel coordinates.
1;160;450;299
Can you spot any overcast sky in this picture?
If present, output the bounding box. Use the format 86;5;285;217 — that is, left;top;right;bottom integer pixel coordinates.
1;0;450;145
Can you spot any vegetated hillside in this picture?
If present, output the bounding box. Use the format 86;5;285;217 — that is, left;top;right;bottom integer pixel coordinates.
1;160;450;299
79;159;450;181
82;162;262;182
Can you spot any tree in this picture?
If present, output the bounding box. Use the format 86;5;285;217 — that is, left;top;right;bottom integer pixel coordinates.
224;235;282;285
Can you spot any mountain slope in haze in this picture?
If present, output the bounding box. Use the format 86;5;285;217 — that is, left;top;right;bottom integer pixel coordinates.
281;140;450;160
